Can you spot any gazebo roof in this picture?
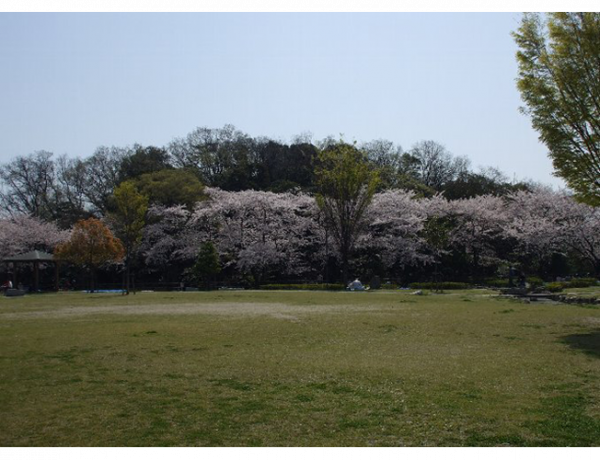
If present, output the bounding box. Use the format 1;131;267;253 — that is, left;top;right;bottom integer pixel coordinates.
3;250;55;262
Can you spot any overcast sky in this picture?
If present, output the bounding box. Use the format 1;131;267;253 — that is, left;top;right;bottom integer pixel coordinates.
0;12;565;187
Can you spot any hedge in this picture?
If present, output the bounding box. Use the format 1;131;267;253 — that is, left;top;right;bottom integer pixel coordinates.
260;284;344;291
409;282;471;290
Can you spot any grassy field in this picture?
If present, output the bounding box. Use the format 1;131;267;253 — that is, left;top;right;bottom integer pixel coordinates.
1;289;600;446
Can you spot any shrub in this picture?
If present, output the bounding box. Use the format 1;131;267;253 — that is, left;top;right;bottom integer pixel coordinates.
526;277;544;289
380;284;399;290
484;278;510;288
545;282;565;293
565;278;598;288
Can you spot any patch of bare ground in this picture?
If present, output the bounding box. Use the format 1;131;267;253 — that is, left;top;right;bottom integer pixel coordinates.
0;302;388;320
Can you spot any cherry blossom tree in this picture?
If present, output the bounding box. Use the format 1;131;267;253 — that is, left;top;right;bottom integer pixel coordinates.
138;185;600;285
192;188;317;286
504;188;567;275
548;195;600;277
141;204;200;270
446;195;510;280
359;190;430;276
0;214;69;261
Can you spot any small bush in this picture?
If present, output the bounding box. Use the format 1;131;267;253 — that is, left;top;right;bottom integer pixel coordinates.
484;278;510;288
380;284;399;290
526;277;544;289
545;282;565;293
565;278;598;288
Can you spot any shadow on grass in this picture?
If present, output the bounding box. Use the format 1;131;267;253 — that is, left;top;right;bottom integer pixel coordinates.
562;329;600;358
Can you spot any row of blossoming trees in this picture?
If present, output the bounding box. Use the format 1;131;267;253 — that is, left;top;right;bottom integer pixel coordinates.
141;187;600;286
1;186;599;289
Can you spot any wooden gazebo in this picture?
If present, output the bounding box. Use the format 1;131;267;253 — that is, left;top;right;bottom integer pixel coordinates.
3;250;59;292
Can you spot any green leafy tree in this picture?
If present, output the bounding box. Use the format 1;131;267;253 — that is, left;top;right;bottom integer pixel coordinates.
133;169;205;209
513;13;600;205
109;181;149;294
315;142;379;284
119;145;172;183
421;216;454;292
191;241;221;289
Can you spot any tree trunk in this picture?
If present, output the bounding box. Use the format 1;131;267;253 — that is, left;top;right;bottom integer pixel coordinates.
340;233;352;286
125;247;131;295
341;251;349;286
472;248;480;284
90;267;96;293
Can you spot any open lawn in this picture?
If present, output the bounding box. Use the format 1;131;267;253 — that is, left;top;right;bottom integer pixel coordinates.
1;289;600;446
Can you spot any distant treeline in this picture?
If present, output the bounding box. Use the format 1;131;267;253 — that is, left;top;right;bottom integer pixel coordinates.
0;124;533;228
3;125;586;291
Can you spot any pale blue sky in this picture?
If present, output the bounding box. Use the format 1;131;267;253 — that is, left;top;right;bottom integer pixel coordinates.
0;13;563;186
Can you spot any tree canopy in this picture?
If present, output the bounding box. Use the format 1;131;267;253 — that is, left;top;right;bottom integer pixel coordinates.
514;13;600;205
55;218;125;290
315;142;380;283
1;123;574;289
